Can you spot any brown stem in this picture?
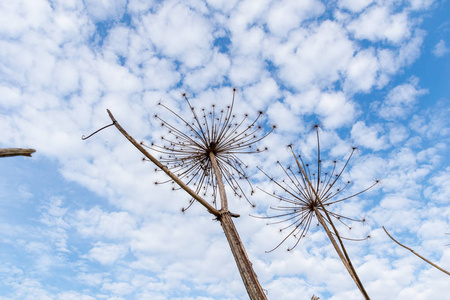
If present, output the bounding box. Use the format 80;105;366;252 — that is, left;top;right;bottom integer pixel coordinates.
106;110;265;298
314;208;369;299
209;152;228;211
0;148;36;158
210;151;266;299
383;226;450;276
293;154;369;299
220;212;267;300
106;109;220;217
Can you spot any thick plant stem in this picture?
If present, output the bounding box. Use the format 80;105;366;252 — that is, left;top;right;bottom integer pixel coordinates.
209;152;228;211
220;212;267;300
0;148;35;157
210;152;266;300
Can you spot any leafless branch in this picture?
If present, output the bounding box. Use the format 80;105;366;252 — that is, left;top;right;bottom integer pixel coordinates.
383;226;450;276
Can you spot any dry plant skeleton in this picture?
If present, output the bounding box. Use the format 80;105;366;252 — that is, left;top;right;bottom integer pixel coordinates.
83;89;273;300
257;126;379;300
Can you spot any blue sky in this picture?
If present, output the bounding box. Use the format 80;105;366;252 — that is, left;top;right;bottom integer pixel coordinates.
0;0;449;299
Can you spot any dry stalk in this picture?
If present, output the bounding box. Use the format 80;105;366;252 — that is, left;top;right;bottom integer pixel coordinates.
0;148;36;158
83;90;270;300
383;226;450;276
257;126;376;299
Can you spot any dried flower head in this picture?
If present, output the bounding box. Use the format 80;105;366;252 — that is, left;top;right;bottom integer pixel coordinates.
143;89;274;210
258;126;378;252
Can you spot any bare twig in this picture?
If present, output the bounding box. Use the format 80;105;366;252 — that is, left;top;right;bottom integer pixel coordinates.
383;226;450;276
0;148;36;158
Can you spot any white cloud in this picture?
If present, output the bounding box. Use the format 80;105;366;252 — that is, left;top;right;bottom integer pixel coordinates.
141;0;213;68
351;121;389;151
266;20;355;90
344;48;379;93
348;5;411;44
432;39;449;57
72;206;137;239
84;0;127;22
316;91;356;129
102;281;134;295
337;0;374;13
424;167;450;203
87;242;128;265
229;55;266;86
267;101;302;133
379;77;428;119
205;0;239;12
183;51;230;92
266;0;325;37
409;0;435;10
388;125;409;145
0;0;52;38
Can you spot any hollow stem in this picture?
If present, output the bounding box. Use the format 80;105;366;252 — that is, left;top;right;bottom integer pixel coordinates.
0;148;36;158
219;212;267;300
209;151;228;211
210;151;266;299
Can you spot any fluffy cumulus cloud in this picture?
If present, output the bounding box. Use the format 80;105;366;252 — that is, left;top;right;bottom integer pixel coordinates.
0;0;449;299
347;5;411;44
378;77;428;119
351;121;389;151
432;39;449;57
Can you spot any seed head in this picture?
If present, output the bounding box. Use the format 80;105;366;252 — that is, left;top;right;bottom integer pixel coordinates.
143;89;274;209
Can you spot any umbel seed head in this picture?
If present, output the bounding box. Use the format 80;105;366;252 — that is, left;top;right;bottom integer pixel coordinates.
143;89;274;211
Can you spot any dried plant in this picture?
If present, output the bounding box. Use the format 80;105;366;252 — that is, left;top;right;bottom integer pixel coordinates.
0;148;35;158
383;226;450;276
83;89;272;300
143;89;274;211
257;125;379;300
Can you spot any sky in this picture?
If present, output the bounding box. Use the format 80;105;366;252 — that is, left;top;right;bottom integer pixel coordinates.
0;0;449;299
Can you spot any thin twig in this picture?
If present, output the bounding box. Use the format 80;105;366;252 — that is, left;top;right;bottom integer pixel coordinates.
81;122;116;140
383;226;450;276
